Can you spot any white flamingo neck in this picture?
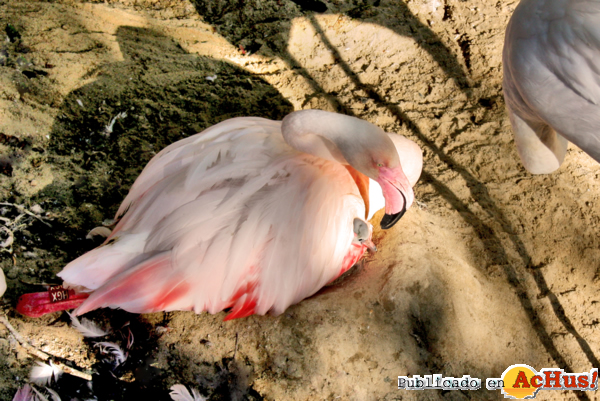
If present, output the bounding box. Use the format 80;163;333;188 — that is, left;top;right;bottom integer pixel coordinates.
281;110;393;174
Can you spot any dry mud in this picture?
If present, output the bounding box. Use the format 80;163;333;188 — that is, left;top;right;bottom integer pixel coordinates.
0;0;599;400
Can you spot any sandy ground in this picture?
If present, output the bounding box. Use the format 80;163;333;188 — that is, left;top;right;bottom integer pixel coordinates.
0;0;599;400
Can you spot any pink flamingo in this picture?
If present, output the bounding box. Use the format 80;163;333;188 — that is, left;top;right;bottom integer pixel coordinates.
503;0;600;173
17;110;422;320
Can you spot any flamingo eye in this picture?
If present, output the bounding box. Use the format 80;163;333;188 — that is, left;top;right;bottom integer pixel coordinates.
377;163;383;167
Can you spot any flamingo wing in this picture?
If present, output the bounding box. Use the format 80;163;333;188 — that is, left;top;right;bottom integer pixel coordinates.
503;0;600;173
58;117;365;317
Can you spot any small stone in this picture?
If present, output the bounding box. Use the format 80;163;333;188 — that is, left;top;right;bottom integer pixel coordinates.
30;180;38;187
16;348;28;361
6;267;18;279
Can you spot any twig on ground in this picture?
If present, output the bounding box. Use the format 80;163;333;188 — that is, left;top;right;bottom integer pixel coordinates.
0;202;52;227
233;332;238;360
0;314;92;381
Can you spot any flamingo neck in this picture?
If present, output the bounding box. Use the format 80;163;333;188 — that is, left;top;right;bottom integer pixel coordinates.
281;110;395;180
367;179;384;221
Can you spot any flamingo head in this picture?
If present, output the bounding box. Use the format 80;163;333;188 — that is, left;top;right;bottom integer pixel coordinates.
280;110;420;230
352;218;377;252
347;140;415;230
376;164;414;229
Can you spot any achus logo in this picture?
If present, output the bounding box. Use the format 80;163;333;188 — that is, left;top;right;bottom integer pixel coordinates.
485;364;598;399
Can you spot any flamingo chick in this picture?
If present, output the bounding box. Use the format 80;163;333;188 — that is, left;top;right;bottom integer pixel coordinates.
503;0;600;174
17;110;422;320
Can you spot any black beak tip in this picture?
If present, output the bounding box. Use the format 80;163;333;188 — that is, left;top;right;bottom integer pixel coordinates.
380;192;408;230
380;209;405;229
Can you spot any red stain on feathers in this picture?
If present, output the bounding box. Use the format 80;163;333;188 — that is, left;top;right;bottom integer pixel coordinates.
75;254;188;315
224;278;258;320
335;243;367;281
147;280;191;312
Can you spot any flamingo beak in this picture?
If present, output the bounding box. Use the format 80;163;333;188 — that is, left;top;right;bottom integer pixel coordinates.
364;239;377;252
376;166;414;229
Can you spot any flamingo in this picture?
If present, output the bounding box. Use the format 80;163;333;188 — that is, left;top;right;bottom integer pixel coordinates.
17;110;422;320
503;0;600;174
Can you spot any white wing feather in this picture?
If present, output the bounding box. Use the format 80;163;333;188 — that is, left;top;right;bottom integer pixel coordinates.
44;387;61;401
169;384;207;401
68;313;108;338
30;362;62;386
30;387;49;401
94;342;127;366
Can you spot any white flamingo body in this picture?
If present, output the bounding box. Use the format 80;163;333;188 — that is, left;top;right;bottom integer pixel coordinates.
56;111;421;319
503;0;600;173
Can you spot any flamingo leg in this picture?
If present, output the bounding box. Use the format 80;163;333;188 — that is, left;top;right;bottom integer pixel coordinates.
16;287;89;318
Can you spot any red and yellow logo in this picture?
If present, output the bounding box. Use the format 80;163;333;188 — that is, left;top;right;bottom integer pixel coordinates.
502;365;540;399
485;365;598;399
